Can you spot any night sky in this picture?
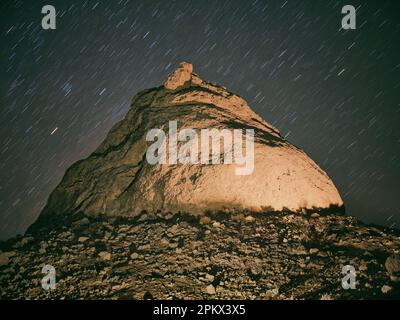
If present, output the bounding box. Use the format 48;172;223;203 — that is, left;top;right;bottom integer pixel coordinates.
1;0;399;240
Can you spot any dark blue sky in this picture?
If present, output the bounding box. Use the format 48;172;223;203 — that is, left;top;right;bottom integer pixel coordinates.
1;0;399;239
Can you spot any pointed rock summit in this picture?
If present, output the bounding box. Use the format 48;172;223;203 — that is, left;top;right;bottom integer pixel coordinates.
37;62;343;222
164;61;193;90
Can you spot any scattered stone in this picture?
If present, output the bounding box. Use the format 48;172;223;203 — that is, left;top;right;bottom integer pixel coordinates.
165;213;174;220
168;225;179;235
0;253;10;266
160;238;170;247
359;261;368;271
206;284;216;295
137;214;148;222
385;254;400;277
78;237;89;243
98;251;111;261
390;275;400;282
264;288;279;298
381;285;392;294
291;246;308;255
73;218;90;227
19;236;34;246
200;216;211;225
3;251;16;258
130;252;139;260
169;242;178;249
205;274;215;282
138;244;151;251
232;214;245;222
309;248;319;254
245;215;255;223
311;213;320;218
212;222;221;228
320;294;333;300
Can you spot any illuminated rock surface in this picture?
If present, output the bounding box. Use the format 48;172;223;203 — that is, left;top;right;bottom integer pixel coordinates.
37;62;343;220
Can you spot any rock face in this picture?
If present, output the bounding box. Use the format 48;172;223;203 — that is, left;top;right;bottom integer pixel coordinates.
38;62;343;220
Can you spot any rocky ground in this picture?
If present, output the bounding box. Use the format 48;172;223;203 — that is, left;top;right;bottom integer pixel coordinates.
1;210;400;300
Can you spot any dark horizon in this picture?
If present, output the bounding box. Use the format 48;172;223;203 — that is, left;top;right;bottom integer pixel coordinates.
1;0;400;240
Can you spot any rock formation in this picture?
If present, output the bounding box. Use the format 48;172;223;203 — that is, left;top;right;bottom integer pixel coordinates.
2;62;400;301
37;62;343;221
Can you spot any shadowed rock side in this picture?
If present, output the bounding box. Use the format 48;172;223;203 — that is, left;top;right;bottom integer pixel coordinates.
37;62;343;221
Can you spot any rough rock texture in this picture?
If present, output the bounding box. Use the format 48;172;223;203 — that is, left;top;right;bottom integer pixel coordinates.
1;211;400;299
37;62;343;221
